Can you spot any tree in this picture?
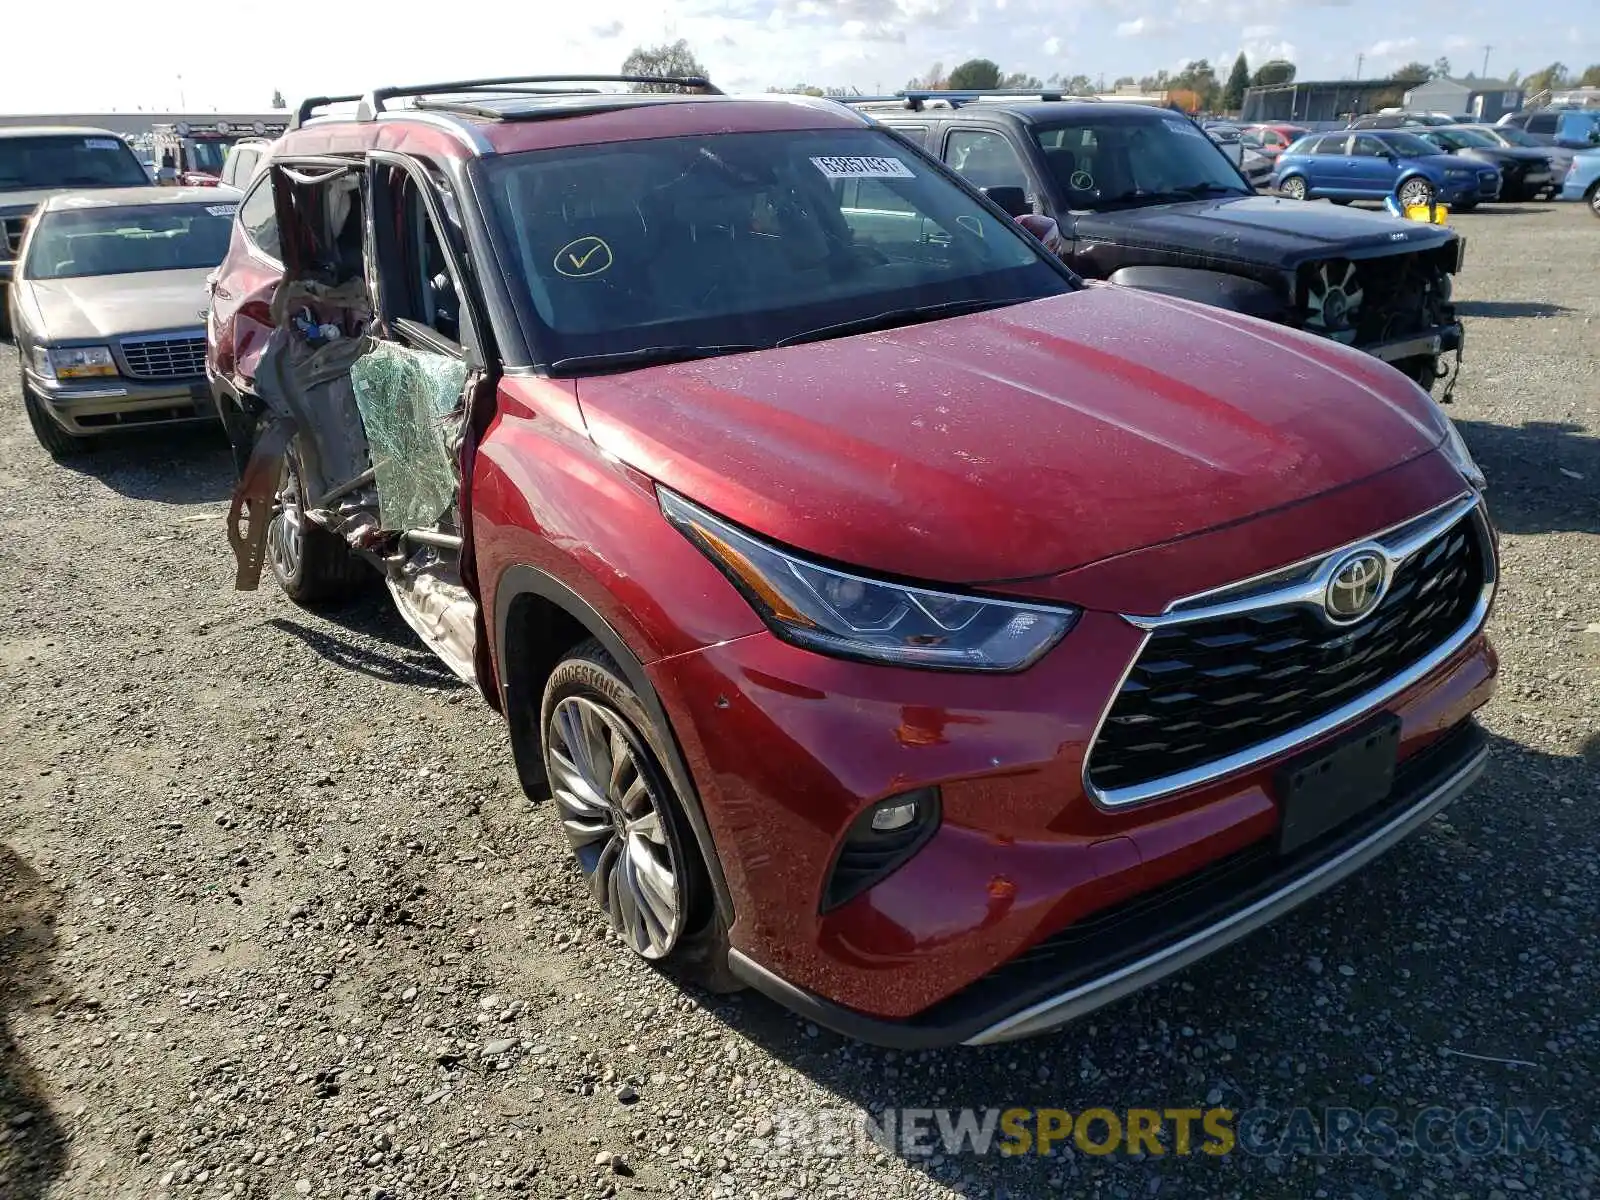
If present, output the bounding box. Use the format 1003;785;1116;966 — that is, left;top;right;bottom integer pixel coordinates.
906;62;946;89
1223;53;1250;111
1174;59;1221;110
1139;69;1173;92
1251;59;1295;87
1505;68;1521;86
947;59;1003;90
1393;61;1431;85
621;40;710;91
1524;62;1569;94
1580;64;1600;86
1000;71;1043;90
270;88;286;110
1113;75;1135;89
1431;56;1452;79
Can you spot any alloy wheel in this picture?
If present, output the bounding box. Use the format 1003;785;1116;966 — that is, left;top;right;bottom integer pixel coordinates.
547;695;683;958
1398;178;1434;209
1280;176;1307;200
266;455;304;581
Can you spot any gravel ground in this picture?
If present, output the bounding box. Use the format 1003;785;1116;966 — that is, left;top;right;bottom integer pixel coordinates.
1;200;1596;1200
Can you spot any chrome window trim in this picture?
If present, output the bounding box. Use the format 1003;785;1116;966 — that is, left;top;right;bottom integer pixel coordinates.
1083;493;1494;810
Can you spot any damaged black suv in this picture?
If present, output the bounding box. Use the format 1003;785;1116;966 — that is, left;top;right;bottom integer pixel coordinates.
854;94;1465;395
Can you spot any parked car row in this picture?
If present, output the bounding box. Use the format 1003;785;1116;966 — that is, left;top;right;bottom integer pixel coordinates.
7;77;1501;1047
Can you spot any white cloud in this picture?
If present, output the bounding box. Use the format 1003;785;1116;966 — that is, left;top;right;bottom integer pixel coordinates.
1043;35;1061;55
1365;37;1418;58
1116;15;1175;37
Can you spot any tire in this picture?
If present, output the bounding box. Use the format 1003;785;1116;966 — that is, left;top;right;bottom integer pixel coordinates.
1330;198;1352;206
539;638;735;989
1279;175;1308;201
21;376;83;459
1397;177;1435;209
1587;181;1600;219
266;435;369;606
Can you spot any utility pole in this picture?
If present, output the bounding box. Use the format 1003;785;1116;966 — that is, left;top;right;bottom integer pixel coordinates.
1355;53;1363;81
177;73;186;109
1482;45;1492;78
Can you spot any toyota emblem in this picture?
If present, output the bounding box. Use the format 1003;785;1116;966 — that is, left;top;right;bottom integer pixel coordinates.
1324;551;1387;623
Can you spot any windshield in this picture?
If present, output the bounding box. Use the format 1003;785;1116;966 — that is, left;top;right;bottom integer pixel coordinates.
23;202;236;279
0;134;148;190
1382;132;1442;157
1488;126;1542;148
186;140;229;174
1440;127;1497;148
483;128;1070;369
1029;113;1250;211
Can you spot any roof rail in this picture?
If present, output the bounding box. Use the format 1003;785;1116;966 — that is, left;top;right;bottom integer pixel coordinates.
895;88;1078;111
359;74;721;119
290;93;364;131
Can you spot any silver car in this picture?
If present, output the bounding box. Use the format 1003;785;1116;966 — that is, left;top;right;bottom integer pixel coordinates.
8;186;238;457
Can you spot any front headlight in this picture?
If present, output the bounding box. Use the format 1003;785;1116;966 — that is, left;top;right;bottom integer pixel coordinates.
48;345;117;379
660;490;1078;671
1439;416;1486;491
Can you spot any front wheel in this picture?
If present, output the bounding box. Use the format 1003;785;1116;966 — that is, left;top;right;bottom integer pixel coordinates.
21;376;82;459
266;436;369;606
1397;177;1436;209
540;639;734;986
1279;175;1308;201
1587;181;1600;219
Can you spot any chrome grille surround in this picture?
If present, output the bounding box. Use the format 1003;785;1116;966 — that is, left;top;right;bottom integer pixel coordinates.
1084;492;1495;809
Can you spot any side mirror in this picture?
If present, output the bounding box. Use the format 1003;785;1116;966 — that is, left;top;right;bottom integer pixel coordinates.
981;185;1031;217
1015;213;1065;255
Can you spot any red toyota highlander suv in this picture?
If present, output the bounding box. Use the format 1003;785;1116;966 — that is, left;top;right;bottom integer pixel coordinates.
205;75;1497;1046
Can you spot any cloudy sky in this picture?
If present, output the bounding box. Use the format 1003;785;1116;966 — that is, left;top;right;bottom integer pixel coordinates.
2;0;1594;112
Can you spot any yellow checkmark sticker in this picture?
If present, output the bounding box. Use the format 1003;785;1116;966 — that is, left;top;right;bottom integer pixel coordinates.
553;236;614;278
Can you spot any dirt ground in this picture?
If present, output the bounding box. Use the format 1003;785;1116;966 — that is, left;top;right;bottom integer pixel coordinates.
0;200;1596;1200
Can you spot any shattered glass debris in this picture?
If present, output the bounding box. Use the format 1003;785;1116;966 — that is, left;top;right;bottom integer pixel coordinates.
349;341;468;532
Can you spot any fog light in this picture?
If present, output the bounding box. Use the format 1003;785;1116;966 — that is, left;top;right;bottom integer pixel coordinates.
821;788;942;911
870;800;919;832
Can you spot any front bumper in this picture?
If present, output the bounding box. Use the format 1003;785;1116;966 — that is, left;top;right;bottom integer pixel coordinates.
649;484;1498;1043
25;370;216;436
731;720;1489;1047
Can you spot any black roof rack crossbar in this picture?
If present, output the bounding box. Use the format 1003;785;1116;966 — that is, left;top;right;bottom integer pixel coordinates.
843;88;1075;112
290;93;364;131
361;74;721;118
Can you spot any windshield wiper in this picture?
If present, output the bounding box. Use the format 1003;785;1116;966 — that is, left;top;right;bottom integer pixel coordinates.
549;344;762;374
776;297;1031;348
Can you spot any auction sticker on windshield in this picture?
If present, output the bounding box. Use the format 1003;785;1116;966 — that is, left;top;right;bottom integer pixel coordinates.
1162;118;1207;139
811;156;916;180
85;138;123;151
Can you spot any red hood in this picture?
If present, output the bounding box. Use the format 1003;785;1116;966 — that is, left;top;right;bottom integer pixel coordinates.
577;284;1449;586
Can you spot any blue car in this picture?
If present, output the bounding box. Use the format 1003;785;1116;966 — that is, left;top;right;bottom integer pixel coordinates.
1559;149;1600;216
1272;129;1501;209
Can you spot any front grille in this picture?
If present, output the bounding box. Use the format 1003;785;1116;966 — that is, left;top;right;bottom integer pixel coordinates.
120;335;206;380
1086;514;1486;795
